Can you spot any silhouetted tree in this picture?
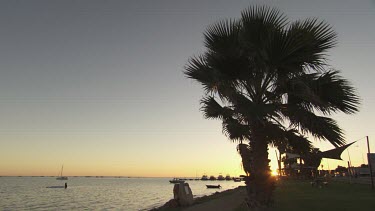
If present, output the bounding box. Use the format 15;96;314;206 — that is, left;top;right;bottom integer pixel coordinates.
270;129;312;177
335;165;348;173
184;5;359;210
302;148;323;178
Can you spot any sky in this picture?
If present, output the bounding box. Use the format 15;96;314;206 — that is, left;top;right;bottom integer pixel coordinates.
0;0;374;177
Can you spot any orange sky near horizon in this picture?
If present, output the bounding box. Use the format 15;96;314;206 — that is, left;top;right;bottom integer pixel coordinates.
1;137;372;177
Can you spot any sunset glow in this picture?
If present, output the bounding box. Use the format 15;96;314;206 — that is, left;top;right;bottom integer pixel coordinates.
0;0;374;178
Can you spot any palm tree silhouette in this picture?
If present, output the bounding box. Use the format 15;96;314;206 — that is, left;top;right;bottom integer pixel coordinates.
184;5;360;210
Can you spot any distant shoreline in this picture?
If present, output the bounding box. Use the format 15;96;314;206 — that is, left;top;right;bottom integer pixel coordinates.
0;176;216;179
0;176;182;178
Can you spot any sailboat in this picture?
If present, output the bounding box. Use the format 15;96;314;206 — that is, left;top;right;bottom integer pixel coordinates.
56;165;68;180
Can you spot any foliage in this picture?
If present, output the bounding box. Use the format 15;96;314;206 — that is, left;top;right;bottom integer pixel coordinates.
184;5;360;210
335;165;348;173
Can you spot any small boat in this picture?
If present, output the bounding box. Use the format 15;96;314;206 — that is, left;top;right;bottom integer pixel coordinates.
57;176;68;180
169;178;185;184
46;186;65;188
206;184;221;188
217;174;225;180
209;175;216;180
233;178;242;182
56;165;68;180
201;174;208;181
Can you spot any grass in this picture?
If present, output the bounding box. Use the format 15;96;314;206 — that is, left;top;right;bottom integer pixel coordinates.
236;180;375;211
159;180;375;210
272;180;375;211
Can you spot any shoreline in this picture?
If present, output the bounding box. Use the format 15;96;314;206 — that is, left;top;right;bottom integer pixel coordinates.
152;186;246;211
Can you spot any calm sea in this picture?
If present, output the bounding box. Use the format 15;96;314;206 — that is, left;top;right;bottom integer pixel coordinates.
0;177;243;210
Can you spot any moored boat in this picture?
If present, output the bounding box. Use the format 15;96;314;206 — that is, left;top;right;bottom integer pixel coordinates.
201;174;208;180
56;165;68;180
217;174;225;180
206;184;221;188
233;177;242;182
56;176;68;180
169;178;185;183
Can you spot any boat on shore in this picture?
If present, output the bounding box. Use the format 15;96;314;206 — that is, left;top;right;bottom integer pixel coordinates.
206;184;221;188
56;165;68;180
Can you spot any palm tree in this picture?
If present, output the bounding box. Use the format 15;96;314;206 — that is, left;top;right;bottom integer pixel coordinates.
184;6;359;210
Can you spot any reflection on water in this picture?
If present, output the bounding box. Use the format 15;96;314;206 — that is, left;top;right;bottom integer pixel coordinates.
0;177;243;210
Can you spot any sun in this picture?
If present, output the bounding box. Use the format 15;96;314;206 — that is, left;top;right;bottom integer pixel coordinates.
271;170;278;176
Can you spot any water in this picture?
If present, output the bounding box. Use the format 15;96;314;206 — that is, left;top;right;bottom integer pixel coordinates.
0;177;243;210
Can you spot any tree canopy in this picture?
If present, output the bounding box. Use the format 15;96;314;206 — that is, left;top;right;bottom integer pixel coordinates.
185;6;360;148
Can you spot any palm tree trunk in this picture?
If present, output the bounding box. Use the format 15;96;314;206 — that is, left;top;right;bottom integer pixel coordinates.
244;127;275;211
279;152;282;177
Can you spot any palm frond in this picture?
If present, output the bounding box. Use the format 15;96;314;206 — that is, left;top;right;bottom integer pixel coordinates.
232;93;281;124
286;70;360;115
283;106;345;147
184;55;216;92
200;96;232;120
239;6;287;65
237;143;252;175
222;117;250;141
204;19;240;54
185;55;237;95
269;128;313;155
312;70;360;114
284;130;313;154
285;18;337;72
241;6;288;30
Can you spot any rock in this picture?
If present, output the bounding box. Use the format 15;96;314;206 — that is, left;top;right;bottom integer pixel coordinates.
173;182;194;206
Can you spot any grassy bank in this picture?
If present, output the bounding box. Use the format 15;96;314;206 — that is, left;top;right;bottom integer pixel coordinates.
237;180;375;211
273;180;375;211
159;180;375;210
